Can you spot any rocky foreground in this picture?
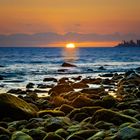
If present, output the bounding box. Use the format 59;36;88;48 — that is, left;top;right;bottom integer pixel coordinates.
0;70;140;140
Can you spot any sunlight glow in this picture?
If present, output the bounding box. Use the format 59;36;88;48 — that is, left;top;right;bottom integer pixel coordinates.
66;43;76;48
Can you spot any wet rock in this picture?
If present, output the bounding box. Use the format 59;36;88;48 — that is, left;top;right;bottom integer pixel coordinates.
11;131;33;140
61;62;77;67
120;109;139;117
71;76;82;81
55;128;69;138
58;69;68;72
0;65;4;67
115;126;140;140
90;109;138;125
87;131;106;140
44;117;71;132
26;83;34;89
0;127;11;135
81;87;105;95
0;93;37;120
71;95;94;108
43;132;64;140
66;135;84;140
28;129;46;140
37;84;52;89
68;106;102;120
94;121;115;130
100;73;113;77
101;95;117;108
49;84;74;96
43;77;57;82
38;110;65;117
98;66;106;70
59;104;74;115
0;122;8;129
7;89;23;94
67;129;98;140
71;82;89;89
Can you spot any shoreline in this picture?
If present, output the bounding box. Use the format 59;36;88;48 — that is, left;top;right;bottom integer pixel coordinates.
0;68;140;139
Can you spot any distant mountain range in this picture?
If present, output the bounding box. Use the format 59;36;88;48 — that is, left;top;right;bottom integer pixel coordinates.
115;40;140;47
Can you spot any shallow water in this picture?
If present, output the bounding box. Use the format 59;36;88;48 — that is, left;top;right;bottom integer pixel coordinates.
0;47;140;92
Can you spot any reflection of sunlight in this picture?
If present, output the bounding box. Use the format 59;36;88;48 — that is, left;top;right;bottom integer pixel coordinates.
62;47;79;62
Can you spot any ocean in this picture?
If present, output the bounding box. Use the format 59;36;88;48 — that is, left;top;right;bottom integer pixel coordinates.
0;47;140;93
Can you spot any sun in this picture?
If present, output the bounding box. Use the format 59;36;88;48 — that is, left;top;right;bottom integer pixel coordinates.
66;43;76;48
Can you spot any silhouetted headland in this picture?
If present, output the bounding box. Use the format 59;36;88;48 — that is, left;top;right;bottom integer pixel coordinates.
115;40;140;47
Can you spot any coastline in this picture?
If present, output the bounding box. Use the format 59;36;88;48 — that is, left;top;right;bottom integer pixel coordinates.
0;67;140;139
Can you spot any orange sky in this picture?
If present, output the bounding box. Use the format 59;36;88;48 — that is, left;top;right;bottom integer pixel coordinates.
0;0;140;46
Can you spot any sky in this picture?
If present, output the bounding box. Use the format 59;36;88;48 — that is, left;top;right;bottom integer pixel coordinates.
0;0;140;47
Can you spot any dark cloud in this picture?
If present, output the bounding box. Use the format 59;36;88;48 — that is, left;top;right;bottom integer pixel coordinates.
0;32;139;47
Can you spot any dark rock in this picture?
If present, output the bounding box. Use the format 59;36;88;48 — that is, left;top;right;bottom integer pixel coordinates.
49;84;74;96
7;89;22;94
120;109;139;117
66;135;85;140
59;104;74;115
115;126;140;140
38;110;65;117
55;128;69;138
98;66;106;70
68;106;102;120
87;131;106;140
58;69;68;72
37;84;49;89
0;127;11;135
43;77;57;82
0;93;37;120
100;73;113;77
71;95;94;108
0;135;10;140
61;62;77;67
67;129;98;140
90;109;138;125
11;131;33;140
71;76;82;81
44;117;71;132
0;65;4;67
0;122;8;129
73;113;89;122
58;77;69;84
43;132;64;140
71;82;89;89
28;129;46;140
26;83;34;88
94;121;115;130
81;87;105;95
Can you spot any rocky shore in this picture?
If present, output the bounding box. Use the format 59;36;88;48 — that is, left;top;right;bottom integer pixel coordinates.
0;69;140;140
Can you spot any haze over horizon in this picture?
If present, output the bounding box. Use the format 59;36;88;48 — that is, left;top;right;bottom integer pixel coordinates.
0;0;140;47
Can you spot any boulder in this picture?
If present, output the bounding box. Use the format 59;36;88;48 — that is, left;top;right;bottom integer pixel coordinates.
71;82;89;89
87;131;106;140
0;93;37;120
43;77;57;82
55;128;69;138
44;117;71;132
98;66;106;70
71;95;94;108
0;75;4;80
38;110;65;117
26;83;34;89
11;131;33;140
90;109;138;125
0;126;11;135
115;126;140;140
61;62;77;67
59;104;74;115
43;132;64;140
49;84;74;96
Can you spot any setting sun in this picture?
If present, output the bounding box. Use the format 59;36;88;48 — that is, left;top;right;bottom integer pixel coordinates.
66;43;76;48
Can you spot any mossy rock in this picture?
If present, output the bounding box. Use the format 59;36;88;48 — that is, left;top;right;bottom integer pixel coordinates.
71;95;94;108
38;110;65;117
90;109;138;125
11;131;33;140
0;93;37;120
55;128;69;138
44;117;71;132
87;131;106;140
59;104;74;115
43;132;64;140
67;129;98;140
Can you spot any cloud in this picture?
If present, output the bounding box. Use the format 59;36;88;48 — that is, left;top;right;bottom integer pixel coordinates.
0;32;139;47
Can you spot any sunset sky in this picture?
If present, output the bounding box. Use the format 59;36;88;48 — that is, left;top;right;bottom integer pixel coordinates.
0;0;140;47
